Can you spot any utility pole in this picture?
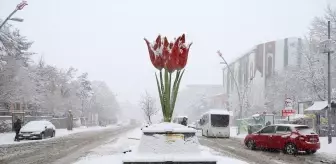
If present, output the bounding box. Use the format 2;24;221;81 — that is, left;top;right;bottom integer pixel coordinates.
222;67;225;88
217;50;243;135
327;21;332;144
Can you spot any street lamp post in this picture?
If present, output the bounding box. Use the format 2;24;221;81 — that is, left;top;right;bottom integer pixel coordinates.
0;1;28;29
217;50;243;134
326;21;333;144
321;21;334;144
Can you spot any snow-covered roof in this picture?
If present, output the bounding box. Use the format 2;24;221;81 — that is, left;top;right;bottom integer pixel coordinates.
123;154;217;162
305;101;327;111
174;116;188;118
288;114;307;120
252;114;260;117
203;109;231;116
142;122;196;133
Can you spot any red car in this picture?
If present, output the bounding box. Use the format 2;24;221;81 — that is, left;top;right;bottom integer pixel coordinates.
244;124;320;155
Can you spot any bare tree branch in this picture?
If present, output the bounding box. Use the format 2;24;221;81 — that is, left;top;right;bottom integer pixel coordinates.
139;91;158;125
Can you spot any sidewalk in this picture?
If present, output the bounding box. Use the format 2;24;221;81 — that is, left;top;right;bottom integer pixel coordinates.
0;125;118;145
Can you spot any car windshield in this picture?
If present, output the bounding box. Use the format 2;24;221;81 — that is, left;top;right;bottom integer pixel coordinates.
295;126;316;135
211;114;229;127
137;132;200;154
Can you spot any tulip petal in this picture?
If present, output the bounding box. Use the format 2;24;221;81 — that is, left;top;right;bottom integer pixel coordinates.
180;34;185;43
154;35;161;50
144;38;156;68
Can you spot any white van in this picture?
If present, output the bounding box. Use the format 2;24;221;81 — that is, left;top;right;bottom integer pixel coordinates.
200;109;231;138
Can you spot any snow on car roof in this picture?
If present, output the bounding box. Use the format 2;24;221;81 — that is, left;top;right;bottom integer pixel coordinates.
203;109;231;115
123;154;217;162
272;124;309;127
142;122;196;133
27;120;50;124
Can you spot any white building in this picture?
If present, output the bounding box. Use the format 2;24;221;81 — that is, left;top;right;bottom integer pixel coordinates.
222;37;303;116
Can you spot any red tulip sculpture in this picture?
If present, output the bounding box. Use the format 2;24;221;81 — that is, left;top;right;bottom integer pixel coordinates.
144;34;192;122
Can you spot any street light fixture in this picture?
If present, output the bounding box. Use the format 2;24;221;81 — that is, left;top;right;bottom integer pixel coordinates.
217;50;243;135
0;1;28;29
9;17;24;22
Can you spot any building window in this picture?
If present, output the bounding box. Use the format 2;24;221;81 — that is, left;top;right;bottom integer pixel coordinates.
267;56;273;77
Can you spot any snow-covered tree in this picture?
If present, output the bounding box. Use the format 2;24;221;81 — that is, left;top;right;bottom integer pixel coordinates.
264;6;336;113
265;67;307;112
296;6;336;101
91;81;119;121
77;72;93;116
139;91;158;125
0;22;119;120
0;23;34;66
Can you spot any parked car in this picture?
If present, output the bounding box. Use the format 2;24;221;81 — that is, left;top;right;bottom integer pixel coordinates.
244;124;320;155
122;122;217;164
19;120;56;140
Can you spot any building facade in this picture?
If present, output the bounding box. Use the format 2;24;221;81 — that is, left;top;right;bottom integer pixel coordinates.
222;37;302;115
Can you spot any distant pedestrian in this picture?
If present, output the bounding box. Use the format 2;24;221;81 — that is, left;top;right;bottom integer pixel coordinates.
67;110;74;130
181;117;187;126
14;118;22;142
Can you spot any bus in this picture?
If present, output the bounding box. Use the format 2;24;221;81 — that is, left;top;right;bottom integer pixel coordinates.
172;116;188;125
199;109;231;138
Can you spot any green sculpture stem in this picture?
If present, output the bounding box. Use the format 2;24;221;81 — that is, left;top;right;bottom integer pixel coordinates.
155;68;185;122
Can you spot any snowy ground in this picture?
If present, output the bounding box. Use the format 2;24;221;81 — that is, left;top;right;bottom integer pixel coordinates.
0;124;136;164
73;128;248;164
0;125;119;145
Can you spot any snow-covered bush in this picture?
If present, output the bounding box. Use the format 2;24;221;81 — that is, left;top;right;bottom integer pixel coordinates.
0;120;12;133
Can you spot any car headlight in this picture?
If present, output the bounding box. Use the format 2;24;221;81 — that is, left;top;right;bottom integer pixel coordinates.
32;131;42;135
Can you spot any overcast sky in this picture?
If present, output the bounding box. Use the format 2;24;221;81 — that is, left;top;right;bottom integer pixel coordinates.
0;0;335;103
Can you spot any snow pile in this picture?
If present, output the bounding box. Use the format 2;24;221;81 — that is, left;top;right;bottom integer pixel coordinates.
318;137;336;156
142;122;196;133
130;122;209;161
137;132;199;155
73;128;248;164
73;128;142;164
84;128;142;156
230;126;247;139
199;146;248;164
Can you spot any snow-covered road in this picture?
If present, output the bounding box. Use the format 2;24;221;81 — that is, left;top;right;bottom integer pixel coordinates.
198;134;336;164
0;125;137;164
73;128;249;164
